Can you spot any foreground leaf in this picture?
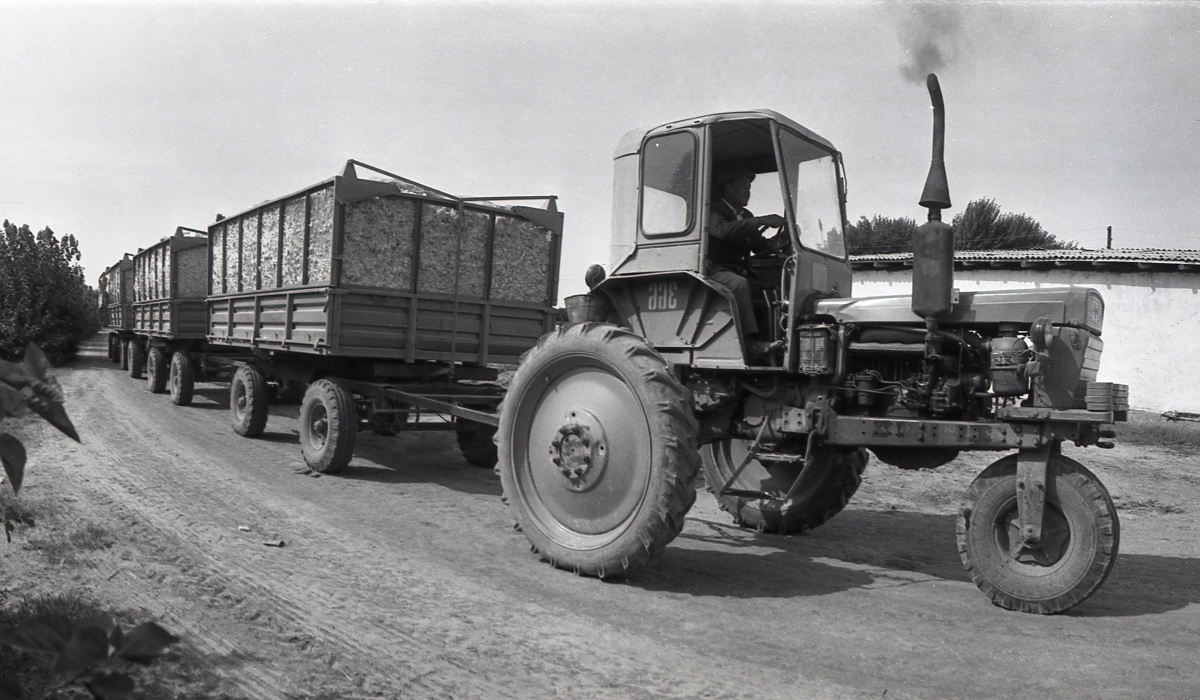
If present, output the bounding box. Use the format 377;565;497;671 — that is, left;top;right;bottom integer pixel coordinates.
85;671;135;700
0;434;25;494
0;615;75;657
28;399;80;443
54;626;111;675
0;360;31;391
22;344;50;382
0;676;26;700
0;384;27;417
116;622;179;664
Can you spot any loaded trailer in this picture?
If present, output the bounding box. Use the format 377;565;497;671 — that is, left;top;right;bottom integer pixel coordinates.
124;160;562;473
98;255;135;366
123;227;255;403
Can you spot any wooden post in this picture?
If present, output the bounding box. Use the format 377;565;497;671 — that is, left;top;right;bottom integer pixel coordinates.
1106;226;1112;249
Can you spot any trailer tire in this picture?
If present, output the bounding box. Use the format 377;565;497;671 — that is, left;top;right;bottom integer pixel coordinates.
702;442;867;535
127;340;144;379
146;347;169;394
497;323;700;578
957;453;1119;614
120;340;129;371
456;418;498;468
108;335;120;362
169;352;195;406
299;379;358;474
230;365;269;437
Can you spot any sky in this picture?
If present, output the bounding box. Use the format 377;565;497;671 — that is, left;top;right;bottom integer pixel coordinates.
2;0;1199;300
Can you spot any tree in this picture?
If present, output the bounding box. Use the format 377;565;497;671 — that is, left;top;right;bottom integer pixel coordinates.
845;215;919;255
0;221;98;364
951;198;1077;251
845;199;1076;255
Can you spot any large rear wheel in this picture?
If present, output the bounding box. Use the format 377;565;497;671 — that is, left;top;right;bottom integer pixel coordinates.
957;453;1119;614
702;441;867;534
497;323;700;578
299;379;358;474
230;365;269;437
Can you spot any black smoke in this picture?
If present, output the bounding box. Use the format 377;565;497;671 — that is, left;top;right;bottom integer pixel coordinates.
896;4;963;84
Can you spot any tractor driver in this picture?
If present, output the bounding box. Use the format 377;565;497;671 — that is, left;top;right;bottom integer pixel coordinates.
707;165;788;360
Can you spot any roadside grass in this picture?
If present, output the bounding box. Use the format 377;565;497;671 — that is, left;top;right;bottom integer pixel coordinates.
1114;409;1200;451
0;495;239;699
1;487;115;565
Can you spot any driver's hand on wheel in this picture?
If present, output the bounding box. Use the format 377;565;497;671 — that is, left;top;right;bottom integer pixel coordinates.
755;214;786;229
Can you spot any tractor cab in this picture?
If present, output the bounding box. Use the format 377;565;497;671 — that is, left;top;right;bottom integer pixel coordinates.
595;110;853;368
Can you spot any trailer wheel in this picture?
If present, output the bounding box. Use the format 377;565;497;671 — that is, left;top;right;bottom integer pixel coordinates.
299;379;358;474
957;453;1119;614
119;339;128;370
230;365;269;437
169;352;195;406
702;442;867;534
127;340;144;379
456;418;498;468
107;335;120;362
496;323;700;578
146;347;169;394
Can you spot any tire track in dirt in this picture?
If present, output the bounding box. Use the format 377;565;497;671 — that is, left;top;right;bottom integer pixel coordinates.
56;344;491;698
44;339;869;700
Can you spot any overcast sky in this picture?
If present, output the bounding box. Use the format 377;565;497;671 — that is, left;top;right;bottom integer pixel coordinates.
2;0;1198;299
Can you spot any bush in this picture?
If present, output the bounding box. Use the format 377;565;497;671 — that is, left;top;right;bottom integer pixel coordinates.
0;221;99;365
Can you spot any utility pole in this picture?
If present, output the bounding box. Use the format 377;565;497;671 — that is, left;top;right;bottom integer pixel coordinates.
1106;226;1112;249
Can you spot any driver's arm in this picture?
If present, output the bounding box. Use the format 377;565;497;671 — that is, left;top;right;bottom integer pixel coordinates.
707;206;764;244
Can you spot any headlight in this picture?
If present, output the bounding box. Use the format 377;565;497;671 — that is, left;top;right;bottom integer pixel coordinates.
1085;289;1105;335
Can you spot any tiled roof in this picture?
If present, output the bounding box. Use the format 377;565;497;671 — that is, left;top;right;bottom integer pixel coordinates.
850;248;1200;272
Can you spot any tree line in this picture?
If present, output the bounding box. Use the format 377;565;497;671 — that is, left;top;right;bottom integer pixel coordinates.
845;198;1077;256
0;220;100;365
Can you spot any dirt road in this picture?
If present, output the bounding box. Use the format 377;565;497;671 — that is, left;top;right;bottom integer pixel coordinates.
8;337;1200;698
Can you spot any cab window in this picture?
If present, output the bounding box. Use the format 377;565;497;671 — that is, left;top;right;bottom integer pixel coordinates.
640;132;696;236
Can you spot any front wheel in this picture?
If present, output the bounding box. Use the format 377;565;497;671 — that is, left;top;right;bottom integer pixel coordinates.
702;441;867;534
496;323;700;578
957;453;1119;614
299;379;358;474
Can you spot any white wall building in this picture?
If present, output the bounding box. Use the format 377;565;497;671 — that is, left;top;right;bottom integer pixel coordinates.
849;249;1200;413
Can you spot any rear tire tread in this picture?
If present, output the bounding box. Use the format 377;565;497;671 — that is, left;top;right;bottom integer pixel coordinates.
496;323;700;578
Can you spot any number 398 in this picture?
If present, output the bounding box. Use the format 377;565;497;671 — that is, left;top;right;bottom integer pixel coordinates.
646;281;679;311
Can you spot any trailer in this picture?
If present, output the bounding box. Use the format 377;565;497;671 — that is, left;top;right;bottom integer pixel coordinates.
98;255;135;367
125;161;562;473
122;227;255;403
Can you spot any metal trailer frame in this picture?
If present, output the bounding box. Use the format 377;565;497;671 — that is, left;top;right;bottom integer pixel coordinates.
117;162;559;472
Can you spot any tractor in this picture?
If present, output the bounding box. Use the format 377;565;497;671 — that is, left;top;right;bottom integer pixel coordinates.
495;75;1126;614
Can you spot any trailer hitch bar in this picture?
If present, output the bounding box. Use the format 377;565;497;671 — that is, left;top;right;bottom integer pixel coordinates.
339;380;501;428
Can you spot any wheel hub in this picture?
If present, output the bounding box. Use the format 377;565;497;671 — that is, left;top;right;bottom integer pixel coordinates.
1004;508;1070;566
548;413;608;492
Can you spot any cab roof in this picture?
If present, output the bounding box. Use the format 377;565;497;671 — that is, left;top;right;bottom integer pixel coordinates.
613;109;838;159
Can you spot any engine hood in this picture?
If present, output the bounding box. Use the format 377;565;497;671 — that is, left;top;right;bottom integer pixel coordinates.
813;287;1103;334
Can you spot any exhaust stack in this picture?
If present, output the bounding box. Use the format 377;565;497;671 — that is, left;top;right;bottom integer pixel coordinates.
911;73;955;326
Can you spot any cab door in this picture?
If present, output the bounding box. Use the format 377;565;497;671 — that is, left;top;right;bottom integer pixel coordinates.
614;127;705;275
